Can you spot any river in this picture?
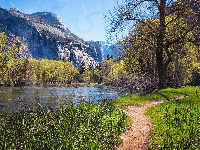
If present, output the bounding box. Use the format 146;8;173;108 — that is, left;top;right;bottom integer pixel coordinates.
0;85;123;113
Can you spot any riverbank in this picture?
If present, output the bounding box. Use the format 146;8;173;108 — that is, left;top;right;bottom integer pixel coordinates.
0;100;131;149
0;86;199;149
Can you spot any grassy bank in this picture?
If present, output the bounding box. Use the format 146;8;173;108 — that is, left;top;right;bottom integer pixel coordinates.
113;86;200;149
112;86;200;108
0;86;199;149
0;101;131;149
147;95;200;149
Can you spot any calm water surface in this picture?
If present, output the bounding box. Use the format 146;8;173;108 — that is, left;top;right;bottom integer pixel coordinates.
0;85;123;113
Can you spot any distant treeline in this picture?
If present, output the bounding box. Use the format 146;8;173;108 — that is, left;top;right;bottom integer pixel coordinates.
0;57;79;86
0;32;78;86
0;32;127;86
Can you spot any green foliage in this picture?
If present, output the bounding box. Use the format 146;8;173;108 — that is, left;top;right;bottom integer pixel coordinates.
147;96;200;149
28;59;79;84
193;62;200;73
79;65;92;83
107;60;128;84
98;59;127;85
0;32;7;49
106;0;199;88
123;14;199;86
0;32;79;86
99;59;114;82
0;33;27;86
113;86;200;108
93;68;101;82
0;101;130;149
77;64;101;83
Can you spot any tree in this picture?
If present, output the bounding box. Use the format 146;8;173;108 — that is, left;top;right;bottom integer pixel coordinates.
28;59;79;84
0;33;27;86
107;60;128;85
123;15;199;86
106;0;200;88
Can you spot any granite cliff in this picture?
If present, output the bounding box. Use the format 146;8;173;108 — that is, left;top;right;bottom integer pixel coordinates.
0;8;104;67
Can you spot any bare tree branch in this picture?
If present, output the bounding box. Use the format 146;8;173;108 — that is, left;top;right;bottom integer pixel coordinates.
123;16;157;35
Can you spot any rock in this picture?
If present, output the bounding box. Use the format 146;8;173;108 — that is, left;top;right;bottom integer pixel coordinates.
0;7;104;67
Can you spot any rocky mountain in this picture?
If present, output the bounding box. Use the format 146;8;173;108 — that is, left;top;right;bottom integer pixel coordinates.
0;7;104;67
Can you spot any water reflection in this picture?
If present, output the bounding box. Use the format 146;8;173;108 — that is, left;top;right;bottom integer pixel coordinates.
0;85;122;113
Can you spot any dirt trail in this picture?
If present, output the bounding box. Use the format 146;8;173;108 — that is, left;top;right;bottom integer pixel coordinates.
116;100;165;150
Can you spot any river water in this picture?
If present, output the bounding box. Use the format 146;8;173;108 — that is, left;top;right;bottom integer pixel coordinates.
0;85;123;113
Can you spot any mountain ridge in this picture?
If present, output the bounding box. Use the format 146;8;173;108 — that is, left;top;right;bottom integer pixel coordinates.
0;7;105;67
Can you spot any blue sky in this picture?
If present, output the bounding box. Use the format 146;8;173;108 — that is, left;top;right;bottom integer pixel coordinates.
0;0;118;41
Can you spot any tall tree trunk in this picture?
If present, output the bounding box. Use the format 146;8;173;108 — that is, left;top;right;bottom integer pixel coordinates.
156;0;167;89
156;50;167;89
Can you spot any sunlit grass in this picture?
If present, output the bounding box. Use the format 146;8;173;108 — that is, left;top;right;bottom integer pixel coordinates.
112;86;200;108
154;86;200;99
147;95;200;149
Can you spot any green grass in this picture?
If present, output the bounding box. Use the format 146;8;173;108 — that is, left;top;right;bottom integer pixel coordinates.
0;101;131;149
113;86;200;149
112;86;200;108
147;95;200;149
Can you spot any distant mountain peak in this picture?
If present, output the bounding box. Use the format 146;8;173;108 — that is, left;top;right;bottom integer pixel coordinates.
31;12;63;25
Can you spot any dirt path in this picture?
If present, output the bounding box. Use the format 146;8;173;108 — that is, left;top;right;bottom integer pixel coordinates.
116;100;165;150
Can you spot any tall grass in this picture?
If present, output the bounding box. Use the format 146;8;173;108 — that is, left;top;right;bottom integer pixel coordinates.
0;101;131;149
147;96;200;149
